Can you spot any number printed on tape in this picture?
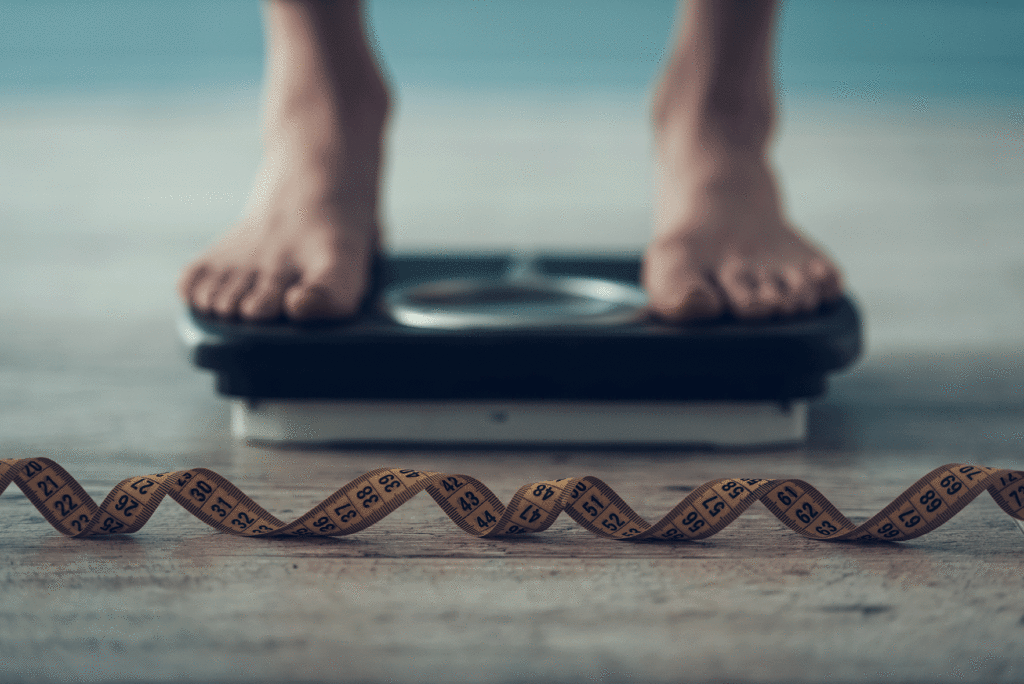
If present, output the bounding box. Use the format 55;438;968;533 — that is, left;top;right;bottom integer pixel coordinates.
0;461;1021;544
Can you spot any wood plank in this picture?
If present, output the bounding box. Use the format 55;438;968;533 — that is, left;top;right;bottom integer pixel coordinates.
3;97;1024;684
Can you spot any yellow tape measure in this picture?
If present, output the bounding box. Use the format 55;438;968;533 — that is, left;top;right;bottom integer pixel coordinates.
2;458;1022;542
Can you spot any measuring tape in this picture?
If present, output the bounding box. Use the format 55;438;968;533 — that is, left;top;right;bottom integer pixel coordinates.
2;458;1022;541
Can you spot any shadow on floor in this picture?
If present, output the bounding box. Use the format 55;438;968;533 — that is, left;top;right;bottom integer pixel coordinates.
810;349;1024;459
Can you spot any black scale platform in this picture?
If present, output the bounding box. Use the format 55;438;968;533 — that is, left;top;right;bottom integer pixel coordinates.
183;253;862;403
180;253;862;447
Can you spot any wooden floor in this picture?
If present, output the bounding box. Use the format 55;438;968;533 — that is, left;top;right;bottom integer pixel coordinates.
2;95;1024;683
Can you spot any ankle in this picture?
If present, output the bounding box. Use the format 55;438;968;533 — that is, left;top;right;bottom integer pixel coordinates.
654;98;772;161
273;68;389;125
653;62;773;156
264;75;389;167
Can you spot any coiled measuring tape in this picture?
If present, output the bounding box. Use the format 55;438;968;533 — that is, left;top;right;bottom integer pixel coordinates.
2;458;1022;541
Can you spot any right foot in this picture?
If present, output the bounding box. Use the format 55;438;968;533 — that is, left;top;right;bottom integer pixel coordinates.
642;0;843;322
642;118;844;322
178;0;389;322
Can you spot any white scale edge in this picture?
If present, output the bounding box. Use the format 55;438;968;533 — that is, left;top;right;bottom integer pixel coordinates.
230;399;807;447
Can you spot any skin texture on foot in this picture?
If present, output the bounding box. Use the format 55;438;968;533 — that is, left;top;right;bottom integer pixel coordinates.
179;0;843;325
643;0;843;322
642;136;843;322
179;163;382;322
178;0;388;323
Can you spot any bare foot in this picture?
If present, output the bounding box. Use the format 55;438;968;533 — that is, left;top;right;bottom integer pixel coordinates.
178;0;388;322
642;122;843;322
642;0;843;323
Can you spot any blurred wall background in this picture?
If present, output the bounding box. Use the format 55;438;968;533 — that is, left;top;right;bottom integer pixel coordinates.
1;0;1022;100
1;0;1022;353
0;0;1019;100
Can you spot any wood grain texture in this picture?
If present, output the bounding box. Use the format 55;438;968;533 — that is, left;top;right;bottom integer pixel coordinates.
3;433;1023;684
3;98;1024;683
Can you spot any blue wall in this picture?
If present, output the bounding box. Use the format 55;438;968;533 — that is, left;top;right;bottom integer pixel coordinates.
0;0;1021;100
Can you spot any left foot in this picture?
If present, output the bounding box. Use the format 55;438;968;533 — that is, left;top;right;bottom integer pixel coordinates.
177;0;389;323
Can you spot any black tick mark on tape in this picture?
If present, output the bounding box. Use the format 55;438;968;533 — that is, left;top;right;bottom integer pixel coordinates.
4;459;1021;543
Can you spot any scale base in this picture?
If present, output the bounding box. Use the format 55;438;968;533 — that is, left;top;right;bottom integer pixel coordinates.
231;399;808;448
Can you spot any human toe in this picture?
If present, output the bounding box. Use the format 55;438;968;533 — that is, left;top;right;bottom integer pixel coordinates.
238;270;292;321
190;268;231;315
284;281;361;321
177;262;207;303
764;265;817;317
778;266;818;314
649;276;724;322
808;258;844;304
211;270;258;319
719;263;771;319
283;255;370;321
643;240;724;322
750;267;796;317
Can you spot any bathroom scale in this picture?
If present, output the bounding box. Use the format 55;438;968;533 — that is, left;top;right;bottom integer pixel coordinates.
179;253;862;447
